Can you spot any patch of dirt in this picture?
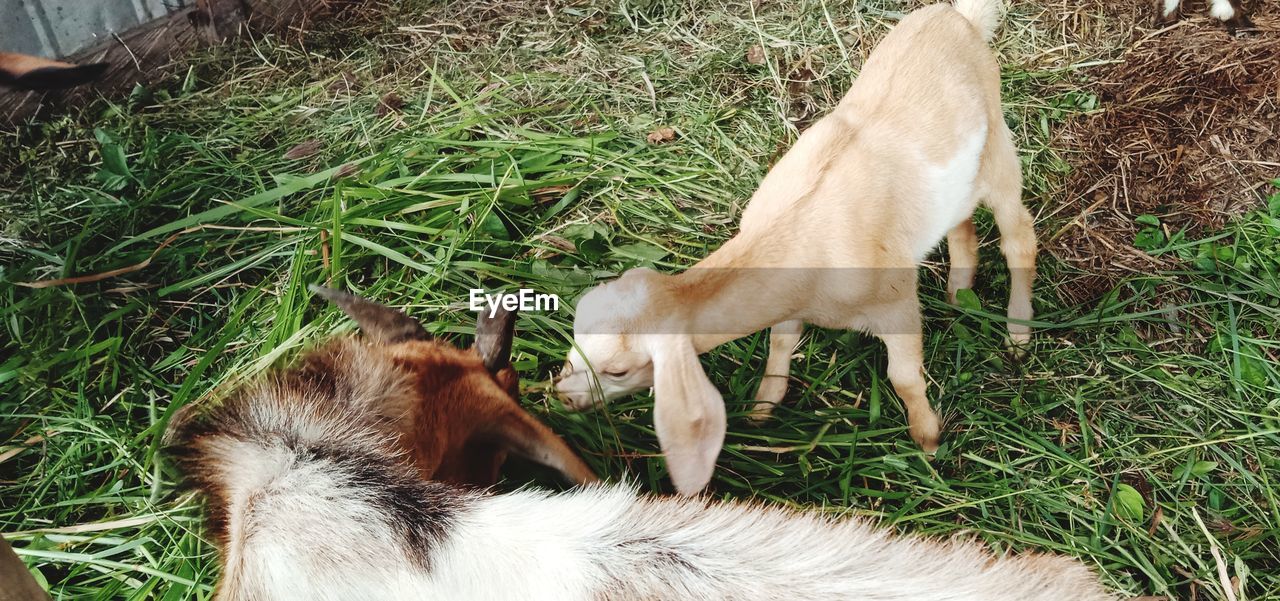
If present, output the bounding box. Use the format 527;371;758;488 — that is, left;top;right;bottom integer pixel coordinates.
1051;10;1280;302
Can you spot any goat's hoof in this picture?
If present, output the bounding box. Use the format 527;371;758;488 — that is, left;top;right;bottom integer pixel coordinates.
909;415;942;455
1226;16;1256;36
747;402;778;423
751;378;788;422
1006;327;1031;359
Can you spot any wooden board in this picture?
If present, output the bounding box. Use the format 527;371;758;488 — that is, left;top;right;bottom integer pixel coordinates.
2;0;331;123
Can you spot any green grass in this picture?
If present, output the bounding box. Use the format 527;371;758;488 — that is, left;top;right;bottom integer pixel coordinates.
2;0;1277;598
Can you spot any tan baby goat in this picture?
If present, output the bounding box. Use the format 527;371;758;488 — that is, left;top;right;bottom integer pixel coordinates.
556;0;1036;494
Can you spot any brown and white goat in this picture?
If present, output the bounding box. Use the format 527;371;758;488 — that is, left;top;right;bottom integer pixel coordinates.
555;0;1035;494
169;286;596;495
0;53;107;90
170;289;1115;601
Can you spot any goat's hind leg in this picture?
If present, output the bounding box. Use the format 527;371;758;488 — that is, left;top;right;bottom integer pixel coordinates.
979;130;1036;347
946;218;979;305
1156;0;1182;24
1214;0;1254;32
750;320;804;422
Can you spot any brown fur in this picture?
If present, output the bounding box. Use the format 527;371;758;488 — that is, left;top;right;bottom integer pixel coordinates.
0;536;49;601
378;338;594;485
169;293;597;520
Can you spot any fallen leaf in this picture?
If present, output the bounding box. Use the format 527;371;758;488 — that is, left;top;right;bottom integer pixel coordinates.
532;185;573;203
328;70;360;94
333;162;361;179
746;45;766;65
787;65;816;95
540;235;577;253
646;127;676;145
376;92;405;116
1207;516;1236;535
283;139;323;160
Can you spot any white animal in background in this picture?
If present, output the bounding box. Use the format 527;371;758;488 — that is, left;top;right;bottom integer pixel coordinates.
1157;0;1252;30
556;0;1036;495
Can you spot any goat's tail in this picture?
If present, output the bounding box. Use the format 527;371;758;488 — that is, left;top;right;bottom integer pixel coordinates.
952;0;1003;42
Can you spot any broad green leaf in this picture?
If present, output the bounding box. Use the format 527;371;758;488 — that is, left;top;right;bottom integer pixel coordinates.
611;242;668;263
953;288;982;312
1191;461;1219;477
1134;227;1165;251
479;212;511;240
1239;353;1267;387
93;128;132;190
1112;483;1145;521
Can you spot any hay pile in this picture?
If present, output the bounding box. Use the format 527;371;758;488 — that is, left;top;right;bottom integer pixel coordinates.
1051;13;1280;301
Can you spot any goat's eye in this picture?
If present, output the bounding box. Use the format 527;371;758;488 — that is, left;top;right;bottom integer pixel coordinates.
601;368;630;378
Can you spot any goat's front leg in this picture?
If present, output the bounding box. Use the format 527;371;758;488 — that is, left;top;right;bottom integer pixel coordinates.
865;299;940;453
1156;0;1182;25
749;320;804;422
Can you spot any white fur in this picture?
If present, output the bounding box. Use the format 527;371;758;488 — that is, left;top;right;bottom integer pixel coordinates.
1162;0;1182;18
219;477;1117;601
913;126;988;261
216;440;436;601
1209;0;1236;20
952;0;1003;41
199;422;1118;601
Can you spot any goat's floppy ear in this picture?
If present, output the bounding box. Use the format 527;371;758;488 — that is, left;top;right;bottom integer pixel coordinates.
649;335;725;495
489;408;599;485
309;284;429;344
0;52;108;90
474;306;516;373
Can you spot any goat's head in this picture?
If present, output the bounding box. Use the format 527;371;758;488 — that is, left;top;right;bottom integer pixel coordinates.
556;269;724;495
309;285;597;487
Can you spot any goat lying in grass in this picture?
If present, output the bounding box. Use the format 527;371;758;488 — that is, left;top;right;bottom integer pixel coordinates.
169;286;597;494
556;0;1035;494
169;287;1114;601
